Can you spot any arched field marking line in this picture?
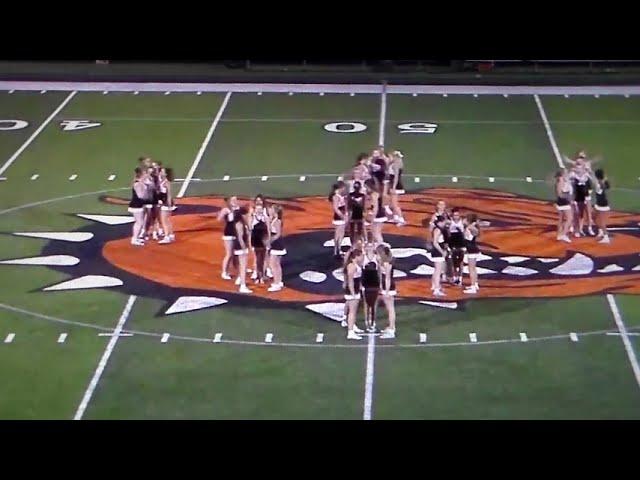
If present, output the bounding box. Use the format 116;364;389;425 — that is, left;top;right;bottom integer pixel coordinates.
0;173;638;220
1;300;637;350
535;93;640;391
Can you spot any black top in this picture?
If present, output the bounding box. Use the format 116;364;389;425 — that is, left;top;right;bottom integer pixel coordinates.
349;191;365;221
129;182;145;208
362;259;380;288
594;179;610;207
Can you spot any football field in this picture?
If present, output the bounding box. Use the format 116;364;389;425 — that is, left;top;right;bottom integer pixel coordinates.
0;82;639;419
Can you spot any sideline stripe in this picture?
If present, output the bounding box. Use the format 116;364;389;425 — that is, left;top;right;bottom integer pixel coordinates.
0;91;77;177
363;334;376;420
176;91;232;198
378;83;387;146
534;94;564;168
73;295;137;420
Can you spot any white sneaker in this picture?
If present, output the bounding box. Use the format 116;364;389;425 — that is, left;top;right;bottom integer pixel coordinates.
251;271;258;280
464;286;478;294
341;320;348;327
598;236;610;244
158;236;172;244
266;268;273;278
588;226;595;236
267;284;282;292
131;239;145;246
221;272;232;280
353;325;364;334
234;277;241;286
380;329;396;339
560;235;572;243
152;231;159;241
238;285;253;294
474;283;480;290
169;234;175;241
347;330;363;340
596;229;604;239
433;289;446;297
574;231;581;238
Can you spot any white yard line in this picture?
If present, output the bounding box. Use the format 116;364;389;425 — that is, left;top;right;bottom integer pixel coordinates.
606;294;640;389
73;295;137;420
536;94;640;391
378;83;387;146
363;334;376;420
176;91;232;198
0;91;76;176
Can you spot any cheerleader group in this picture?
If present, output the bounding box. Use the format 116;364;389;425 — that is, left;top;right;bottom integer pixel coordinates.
216;194;286;294
128;157;175;246
331;148;485;340
554;150;611;244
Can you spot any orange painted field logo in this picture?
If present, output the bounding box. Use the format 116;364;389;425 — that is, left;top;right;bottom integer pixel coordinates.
42;187;640;314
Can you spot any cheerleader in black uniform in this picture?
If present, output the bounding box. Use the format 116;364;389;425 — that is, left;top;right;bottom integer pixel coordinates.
142;165;160;241
128;167;148;246
365;178;387;245
157;167;175;244
232;207;252;294
348;181;366;246
463;213;481;294
447;208;466;286
570;162;594;237
369;148;388;192
554;169;573;243
249;195;270;284
376;244;396;339
267;204;287;292
387;150;406;225
592;168;611;244
216;196;239;280
361;242;381;333
428;200;452;283
344;248;365;340
349;153;370;192
430;215;447;296
329;181;348;258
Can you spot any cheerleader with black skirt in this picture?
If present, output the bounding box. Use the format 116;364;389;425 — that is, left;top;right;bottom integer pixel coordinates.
232;207;252;294
361;243;381;333
592;168;611;244
430;216;447;297
344;248;365;340
217;196;240;280
376;244;397;339
128;167;147;246
268;204;287;292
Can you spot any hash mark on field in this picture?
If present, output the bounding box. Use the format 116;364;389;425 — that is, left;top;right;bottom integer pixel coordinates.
213;332;222;343
570;332;579;342
451;176;458;183
337;176;343;181
197;91;202;95
108;174;116;181
469;332;477;343
265;333;273;343
103;91;108;95
489;177;495;182
412;93;417;97
414;177;420;183
261;175;268;181
288;92;293;95
319;92;324;96
9;90;14;93
443;94;448;97
594;94;600;98
419;333;427;343
473;94;478;98
520;332;528;342
564;94;569;98
625;94;630;98
526;176;532;182
316;333;324;343
503;94;509;98
350;92;355;96
299;176;306;182
161;333;170;343
4;333;15;343
257;92;262;95
40;90;47;94
58;333;67;343
223;175;230;181
165;91;171;95
133;91;139;95
31;174;39;180
69;174;77;181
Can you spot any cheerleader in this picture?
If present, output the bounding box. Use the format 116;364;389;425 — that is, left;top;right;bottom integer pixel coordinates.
329;181;348;258
157;167;175;244
554;169;573;243
249;195;270;284
343;248;365;340
267;204;287;292
142;165;160;241
365;178;386;245
387;150;406;225
376;244;396;339
216;196;239;280
128;167;148;246
369;148;388;192
430;215;447;296
232;206;252;294
428;200;452;283
570;161;595;237
447;208;466;286
592;168;611;244
349;153;370;192
463;213;481;294
348;181;366;246
361;242;381;333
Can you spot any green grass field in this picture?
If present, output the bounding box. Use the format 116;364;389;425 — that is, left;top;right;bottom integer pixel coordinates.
0;84;639;419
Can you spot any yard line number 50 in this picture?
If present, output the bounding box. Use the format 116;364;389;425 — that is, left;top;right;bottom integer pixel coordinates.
323;122;438;134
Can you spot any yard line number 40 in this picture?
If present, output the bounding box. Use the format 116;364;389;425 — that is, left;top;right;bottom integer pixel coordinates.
323;122;438;134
